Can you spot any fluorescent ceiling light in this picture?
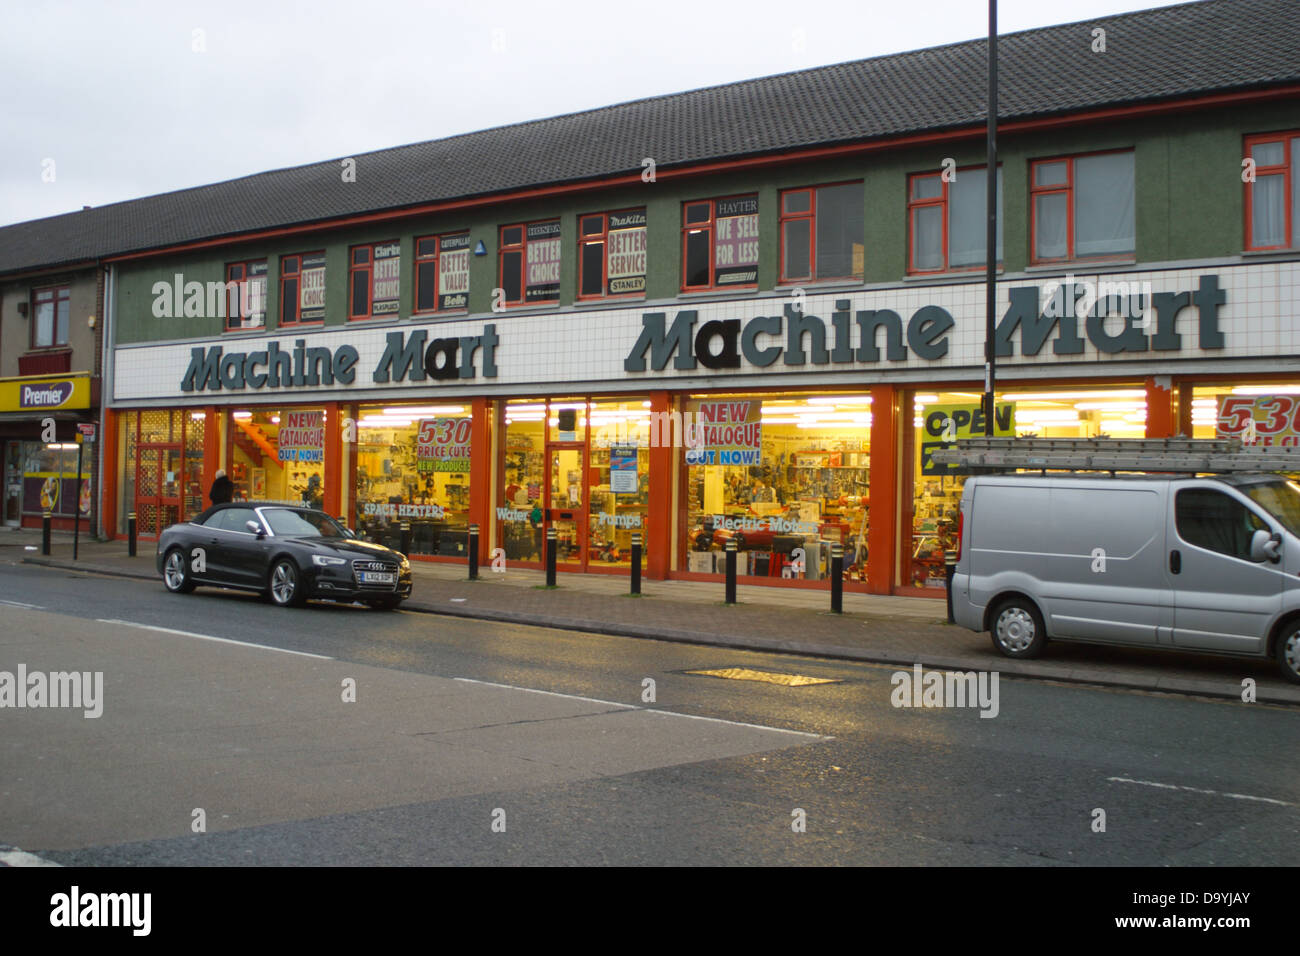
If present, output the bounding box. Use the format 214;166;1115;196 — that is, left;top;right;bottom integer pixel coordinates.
1001;390;1147;401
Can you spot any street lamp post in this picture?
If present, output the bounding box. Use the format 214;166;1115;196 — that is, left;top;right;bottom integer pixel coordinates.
983;0;999;436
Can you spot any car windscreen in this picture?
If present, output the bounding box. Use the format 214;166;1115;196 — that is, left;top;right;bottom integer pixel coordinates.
261;509;346;538
1242;479;1300;537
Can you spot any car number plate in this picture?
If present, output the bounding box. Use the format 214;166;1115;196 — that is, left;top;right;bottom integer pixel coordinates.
360;571;395;584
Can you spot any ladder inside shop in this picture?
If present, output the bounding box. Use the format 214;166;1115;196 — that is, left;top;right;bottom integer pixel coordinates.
929;437;1300;474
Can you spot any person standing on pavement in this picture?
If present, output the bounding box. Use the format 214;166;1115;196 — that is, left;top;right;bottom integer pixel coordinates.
209;469;234;506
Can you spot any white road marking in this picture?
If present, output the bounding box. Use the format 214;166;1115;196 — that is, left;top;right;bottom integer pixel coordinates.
97;619;334;660
0;846;60;867
454;676;830;739
1108;776;1298;808
0;599;44;609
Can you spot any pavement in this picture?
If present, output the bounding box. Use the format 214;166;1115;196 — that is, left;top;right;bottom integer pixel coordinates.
5;525;1300;705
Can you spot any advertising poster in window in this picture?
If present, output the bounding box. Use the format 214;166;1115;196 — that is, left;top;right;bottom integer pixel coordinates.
371;243;401;315
278;411;325;463
610;444;639;493
525;221;561;302
416;418;473;472
606;211;646;295
300;254;327;321
1216;395;1300;445
684;399;762;466
920;402;1015;475
714;196;759;286
243;263;268;326
438;234;471;310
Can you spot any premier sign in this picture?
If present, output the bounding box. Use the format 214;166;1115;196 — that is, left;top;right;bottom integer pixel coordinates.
625;275;1226;371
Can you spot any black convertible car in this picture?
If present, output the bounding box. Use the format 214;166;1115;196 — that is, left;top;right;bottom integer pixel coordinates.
156;502;413;609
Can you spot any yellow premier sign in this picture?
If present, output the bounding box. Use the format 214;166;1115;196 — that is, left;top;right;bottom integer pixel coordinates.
0;373;91;414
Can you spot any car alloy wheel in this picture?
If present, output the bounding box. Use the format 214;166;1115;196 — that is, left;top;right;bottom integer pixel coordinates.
991;598;1046;658
270;559;304;607
1276;627;1300;685
163;548;195;594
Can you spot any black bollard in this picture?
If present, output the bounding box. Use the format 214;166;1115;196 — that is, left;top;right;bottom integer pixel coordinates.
42;511;52;556
630;531;641;595
399;520;411;556
468;523;479;580
945;551;957;624
128;511;137;557
725;539;737;605
830;543;844;614
546;528;557;587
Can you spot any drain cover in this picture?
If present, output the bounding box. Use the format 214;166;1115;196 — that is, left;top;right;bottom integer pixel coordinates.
684;667;840;686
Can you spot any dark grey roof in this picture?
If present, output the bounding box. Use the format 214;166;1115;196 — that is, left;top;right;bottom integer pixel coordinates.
1;0;1296;277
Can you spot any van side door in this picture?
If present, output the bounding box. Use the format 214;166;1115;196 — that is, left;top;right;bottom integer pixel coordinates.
1169;485;1283;652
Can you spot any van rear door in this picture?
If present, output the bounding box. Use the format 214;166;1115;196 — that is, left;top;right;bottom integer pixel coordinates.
1169;484;1283;653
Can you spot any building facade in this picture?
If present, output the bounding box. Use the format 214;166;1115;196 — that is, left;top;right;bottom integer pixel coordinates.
0;264;104;533
3;0;1295;595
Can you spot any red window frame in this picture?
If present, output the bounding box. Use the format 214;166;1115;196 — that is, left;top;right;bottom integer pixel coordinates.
278;252;325;327
498;221;561;308
1244;131;1298;251
348;240;399;321
779;182;864;283
413;232;471;314
905;166;1000;275
1029;149;1133;265
680;195;759;292
577;209;646;301
223;260;266;331
29;285;70;349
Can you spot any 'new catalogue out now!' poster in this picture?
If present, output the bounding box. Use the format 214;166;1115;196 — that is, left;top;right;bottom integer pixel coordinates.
278;411;324;462
684;399;762;466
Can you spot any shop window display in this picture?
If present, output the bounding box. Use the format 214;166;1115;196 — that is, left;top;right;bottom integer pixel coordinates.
353;405;471;556
684;392;870;582
228;408;326;509
907;386;1145;588
587;400;650;565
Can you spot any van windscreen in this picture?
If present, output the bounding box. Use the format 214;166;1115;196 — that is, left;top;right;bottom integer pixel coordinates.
1242;480;1300;536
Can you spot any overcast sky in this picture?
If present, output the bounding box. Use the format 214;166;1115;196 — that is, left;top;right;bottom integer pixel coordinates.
0;0;1187;226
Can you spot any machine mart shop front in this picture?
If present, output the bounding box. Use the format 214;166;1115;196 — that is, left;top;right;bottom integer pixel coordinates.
106;261;1300;596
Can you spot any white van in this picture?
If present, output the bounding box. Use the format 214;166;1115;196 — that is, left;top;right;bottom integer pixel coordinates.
950;472;1300;683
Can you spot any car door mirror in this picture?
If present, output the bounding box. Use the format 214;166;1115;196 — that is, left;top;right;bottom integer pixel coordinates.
1249;528;1281;563
245;520;264;537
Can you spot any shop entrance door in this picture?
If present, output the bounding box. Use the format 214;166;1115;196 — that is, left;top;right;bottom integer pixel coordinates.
545;444;587;571
136;443;184;537
3;441;21;527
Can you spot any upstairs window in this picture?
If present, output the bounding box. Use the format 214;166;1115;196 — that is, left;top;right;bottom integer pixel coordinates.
578;209;646;300
780;182;864;283
349;241;401;319
682;195;758;291
1031;151;1134;263
908;166;1002;274
279;252;325;326
32;286;70;348
415;233;470;313
1245;131;1299;250
499;221;561;307
224;260;267;331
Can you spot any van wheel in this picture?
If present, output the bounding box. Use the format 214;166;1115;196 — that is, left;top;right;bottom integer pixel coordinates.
990;598;1047;659
1275;625;1300;685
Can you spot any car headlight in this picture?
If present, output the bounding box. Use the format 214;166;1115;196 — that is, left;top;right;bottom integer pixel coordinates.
312;555;348;567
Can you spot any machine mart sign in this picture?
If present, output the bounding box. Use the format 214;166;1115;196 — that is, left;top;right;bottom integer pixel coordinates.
111;263;1296;404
